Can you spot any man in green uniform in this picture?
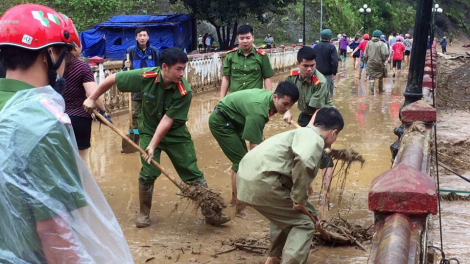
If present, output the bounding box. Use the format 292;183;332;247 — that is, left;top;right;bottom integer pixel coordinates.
209;82;299;213
283;47;333;126
220;24;275;99
84;48;230;227
237;107;344;264
282;46;335;206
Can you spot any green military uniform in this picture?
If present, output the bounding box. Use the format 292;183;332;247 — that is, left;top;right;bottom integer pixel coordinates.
285;68;333;125
131;99;141;128
0;79;87;262
115;67;205;185
131;49;146;129
209;89;276;172
0;78;34;109
223;46;275;93
285;69;334;169
237;126;324;264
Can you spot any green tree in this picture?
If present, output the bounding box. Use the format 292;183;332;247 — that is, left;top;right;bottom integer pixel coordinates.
320;0;416;36
0;0;170;33
170;0;297;50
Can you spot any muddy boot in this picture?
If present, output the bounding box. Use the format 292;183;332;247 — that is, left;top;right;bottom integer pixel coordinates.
136;184;154;228
378;79;384;93
369;80;375;95
201;204;231;225
265;257;281;264
187;179;208;188
235;200;247;217
187;179;231;225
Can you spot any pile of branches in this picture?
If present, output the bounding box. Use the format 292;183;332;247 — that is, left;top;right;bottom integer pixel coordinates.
313;216;374;250
441;192;470;201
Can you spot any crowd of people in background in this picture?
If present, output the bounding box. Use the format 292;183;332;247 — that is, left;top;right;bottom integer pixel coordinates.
309;30;418;87
197;33;215;53
194;28;457;63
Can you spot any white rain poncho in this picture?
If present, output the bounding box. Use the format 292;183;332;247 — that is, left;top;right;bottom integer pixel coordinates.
0;86;134;264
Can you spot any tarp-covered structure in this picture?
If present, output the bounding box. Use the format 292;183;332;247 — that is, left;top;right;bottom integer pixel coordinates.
80;14;193;59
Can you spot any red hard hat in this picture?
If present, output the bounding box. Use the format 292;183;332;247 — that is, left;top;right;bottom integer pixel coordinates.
0;4;80;50
363;34;370;40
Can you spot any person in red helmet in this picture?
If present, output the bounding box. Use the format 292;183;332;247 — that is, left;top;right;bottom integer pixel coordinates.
0;4;133;263
352;33;370;79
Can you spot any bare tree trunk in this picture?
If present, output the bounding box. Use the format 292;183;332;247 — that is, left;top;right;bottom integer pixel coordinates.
229;21;238;48
225;25;231;49
191;15;197;52
222;26;227;49
215;25;223;50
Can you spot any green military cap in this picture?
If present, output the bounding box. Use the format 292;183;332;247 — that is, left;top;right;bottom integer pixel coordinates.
320;29;333;40
373;30;383;37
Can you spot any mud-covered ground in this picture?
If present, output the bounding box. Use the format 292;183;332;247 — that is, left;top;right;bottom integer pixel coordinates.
431;40;470;264
87;51;418;263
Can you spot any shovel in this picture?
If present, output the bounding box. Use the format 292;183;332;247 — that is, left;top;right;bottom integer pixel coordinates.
93;110;229;220
121;53;140;153
94;109;182;188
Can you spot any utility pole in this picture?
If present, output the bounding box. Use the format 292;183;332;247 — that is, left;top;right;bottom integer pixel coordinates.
403;0;433;107
320;0;323;37
359;4;371;33
303;0;306;45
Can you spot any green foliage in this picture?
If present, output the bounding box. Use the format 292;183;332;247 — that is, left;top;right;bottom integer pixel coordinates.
321;0;416;35
0;0;169;32
447;6;469;31
1;0;468;43
253;39;265;46
455;0;470;9
169;0;297;49
444;0;470;32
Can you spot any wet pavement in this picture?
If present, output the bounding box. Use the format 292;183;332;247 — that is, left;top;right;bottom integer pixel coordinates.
431;171;470;264
431;109;470;264
87;58;409;263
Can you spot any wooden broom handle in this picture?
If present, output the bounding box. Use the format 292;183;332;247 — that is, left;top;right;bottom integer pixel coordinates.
93;110;183;190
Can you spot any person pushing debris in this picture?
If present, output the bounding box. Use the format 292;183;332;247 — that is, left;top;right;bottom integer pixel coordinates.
209;82;299;214
237;107;344;264
83;48;230;227
282;47;336;200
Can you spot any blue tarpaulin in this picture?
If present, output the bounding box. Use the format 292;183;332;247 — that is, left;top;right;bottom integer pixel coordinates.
80;14;193;59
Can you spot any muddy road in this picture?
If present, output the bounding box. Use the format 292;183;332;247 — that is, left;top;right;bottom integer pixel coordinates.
430;41;470;264
87;58;409;263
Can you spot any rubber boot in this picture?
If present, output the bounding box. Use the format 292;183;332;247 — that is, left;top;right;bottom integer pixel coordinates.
369;80;375;95
136;183;154;228
187;180;231;225
201;204;231;225
235;201;247;215
378;78;384;93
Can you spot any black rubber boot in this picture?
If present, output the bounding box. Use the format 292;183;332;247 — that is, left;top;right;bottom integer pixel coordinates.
136;183;154;228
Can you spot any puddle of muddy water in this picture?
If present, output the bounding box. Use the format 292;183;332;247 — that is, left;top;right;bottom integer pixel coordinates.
87;58;409;263
430;171;470;264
